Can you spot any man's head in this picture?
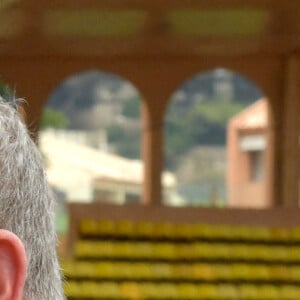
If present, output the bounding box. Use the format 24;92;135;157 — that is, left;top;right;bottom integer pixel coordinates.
0;98;64;299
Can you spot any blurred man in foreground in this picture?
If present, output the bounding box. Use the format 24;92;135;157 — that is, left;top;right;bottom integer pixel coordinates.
0;98;64;299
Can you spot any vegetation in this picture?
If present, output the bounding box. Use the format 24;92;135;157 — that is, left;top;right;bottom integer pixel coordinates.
122;96;140;118
106;96;141;158
40;107;69;129
107;124;141;159
164;98;245;169
44;69;261;164
0;81;14;101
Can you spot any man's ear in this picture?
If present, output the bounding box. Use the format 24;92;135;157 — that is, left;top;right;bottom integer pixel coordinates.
0;230;27;300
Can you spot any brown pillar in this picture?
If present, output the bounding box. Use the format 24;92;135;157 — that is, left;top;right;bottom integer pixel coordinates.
142;101;163;205
266;100;278;206
281;55;300;207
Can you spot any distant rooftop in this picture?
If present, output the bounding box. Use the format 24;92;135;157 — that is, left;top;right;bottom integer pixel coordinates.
230;98;268;130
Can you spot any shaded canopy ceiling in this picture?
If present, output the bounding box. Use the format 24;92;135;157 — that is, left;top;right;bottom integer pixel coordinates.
1;0;300;57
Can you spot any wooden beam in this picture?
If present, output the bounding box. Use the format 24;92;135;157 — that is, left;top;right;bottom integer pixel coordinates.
15;0;300;11
1;34;300;58
143;115;163;205
281;55;300;207
0;0;20;9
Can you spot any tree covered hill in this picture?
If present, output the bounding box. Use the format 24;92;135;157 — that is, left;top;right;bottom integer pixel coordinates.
41;69;263;164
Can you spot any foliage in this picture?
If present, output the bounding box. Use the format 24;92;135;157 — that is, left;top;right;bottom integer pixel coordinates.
105;97;141;159
122;96;140;118
193;99;244;124
40;108;69;129
164;99;245;169
0;81;14;101
108;96;246;166
107;124;141;159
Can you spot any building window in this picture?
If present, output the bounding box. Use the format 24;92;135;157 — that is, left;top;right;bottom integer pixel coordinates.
249;150;264;182
94;189;117;203
125;192;140;203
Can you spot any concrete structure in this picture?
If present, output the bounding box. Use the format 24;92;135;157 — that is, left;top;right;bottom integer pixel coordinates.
0;1;299;207
227;99;269;208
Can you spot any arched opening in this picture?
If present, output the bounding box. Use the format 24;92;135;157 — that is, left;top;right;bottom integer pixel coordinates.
163;68;270;208
38;70;143;237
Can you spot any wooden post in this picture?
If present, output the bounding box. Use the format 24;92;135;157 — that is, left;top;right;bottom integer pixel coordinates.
266;104;278;206
142;101;163;205
281;55;300;207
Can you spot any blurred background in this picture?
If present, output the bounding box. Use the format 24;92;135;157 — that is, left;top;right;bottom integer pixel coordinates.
0;1;299;299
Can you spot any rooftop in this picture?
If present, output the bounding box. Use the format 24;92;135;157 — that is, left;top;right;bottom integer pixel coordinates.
230;98;268;130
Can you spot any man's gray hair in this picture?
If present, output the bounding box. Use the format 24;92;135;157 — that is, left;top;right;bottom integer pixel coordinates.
0;98;64;299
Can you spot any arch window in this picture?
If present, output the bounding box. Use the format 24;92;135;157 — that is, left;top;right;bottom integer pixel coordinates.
163;68;269;208
39;70;143;234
